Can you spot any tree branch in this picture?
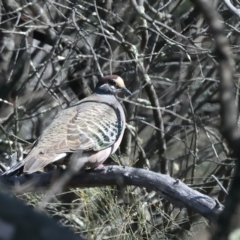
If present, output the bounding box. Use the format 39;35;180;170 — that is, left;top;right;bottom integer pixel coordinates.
192;0;240;239
223;0;240;21
0;191;83;240
1;166;223;222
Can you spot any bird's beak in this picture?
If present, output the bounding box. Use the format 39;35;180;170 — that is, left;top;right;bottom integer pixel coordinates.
121;87;131;96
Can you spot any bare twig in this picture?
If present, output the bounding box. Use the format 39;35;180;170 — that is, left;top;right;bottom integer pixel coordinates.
223;0;240;20
192;0;240;239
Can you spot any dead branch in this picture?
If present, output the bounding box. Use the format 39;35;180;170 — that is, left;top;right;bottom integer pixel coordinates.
0;165;223;222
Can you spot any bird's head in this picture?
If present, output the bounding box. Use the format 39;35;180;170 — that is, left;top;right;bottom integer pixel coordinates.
95;75;131;96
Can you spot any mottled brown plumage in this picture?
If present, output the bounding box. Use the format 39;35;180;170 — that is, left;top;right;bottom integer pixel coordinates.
4;75;131;175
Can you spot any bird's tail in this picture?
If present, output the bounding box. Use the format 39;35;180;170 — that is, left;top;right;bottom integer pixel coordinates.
2;161;25;176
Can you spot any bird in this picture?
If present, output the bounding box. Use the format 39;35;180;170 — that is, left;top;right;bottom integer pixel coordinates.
3;75;131;175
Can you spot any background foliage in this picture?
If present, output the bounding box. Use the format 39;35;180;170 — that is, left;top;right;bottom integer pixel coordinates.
0;0;238;239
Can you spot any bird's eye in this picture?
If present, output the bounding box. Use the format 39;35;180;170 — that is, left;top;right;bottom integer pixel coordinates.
108;80;117;86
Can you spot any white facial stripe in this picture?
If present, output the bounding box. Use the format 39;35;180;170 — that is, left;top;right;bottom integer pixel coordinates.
115;76;125;88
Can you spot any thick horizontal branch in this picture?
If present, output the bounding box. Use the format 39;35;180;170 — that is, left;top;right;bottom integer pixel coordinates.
0;191;83;240
1;166;223;222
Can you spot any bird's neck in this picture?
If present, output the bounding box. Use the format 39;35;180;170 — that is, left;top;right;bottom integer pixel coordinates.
94;84;114;95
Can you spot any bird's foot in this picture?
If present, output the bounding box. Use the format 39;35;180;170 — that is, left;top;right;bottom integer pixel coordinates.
92;163;105;172
95;163;104;169
84;164;105;172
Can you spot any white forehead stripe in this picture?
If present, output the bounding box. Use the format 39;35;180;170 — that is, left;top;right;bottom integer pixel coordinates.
115;76;125;88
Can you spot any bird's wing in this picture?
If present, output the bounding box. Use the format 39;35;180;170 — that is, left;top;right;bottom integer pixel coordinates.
36;100;123;153
3;97;124;174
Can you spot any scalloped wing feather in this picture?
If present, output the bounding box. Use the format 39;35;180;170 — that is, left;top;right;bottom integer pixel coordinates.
21;95;124;173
